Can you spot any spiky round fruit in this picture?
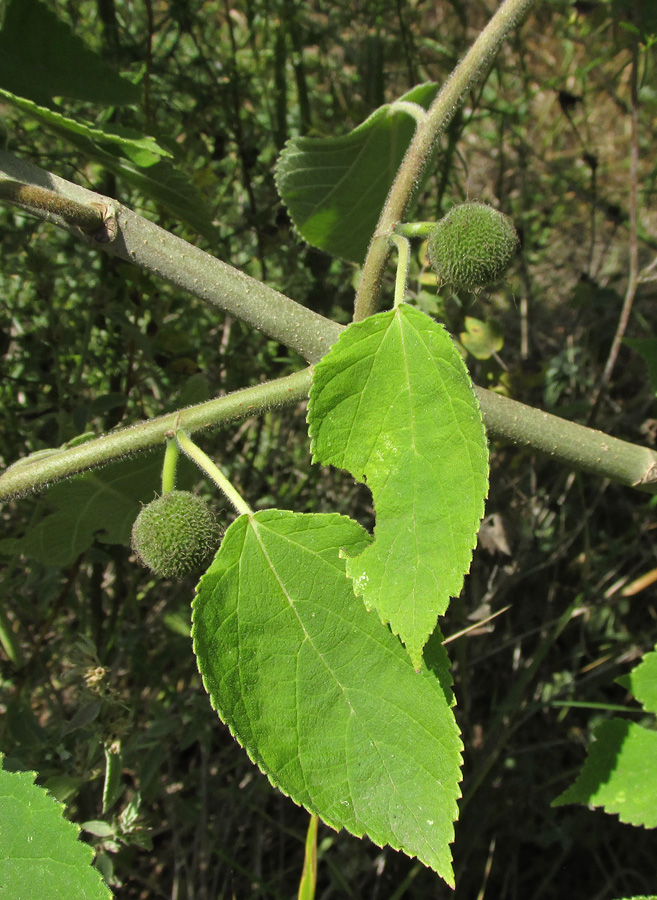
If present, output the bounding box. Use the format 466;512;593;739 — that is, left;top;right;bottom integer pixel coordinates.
427;202;519;291
131;491;220;579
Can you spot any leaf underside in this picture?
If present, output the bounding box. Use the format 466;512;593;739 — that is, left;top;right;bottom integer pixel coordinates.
275;83;439;263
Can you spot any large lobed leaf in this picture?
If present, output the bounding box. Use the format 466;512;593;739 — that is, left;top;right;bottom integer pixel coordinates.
275;83;439;264
192;510;463;884
308;304;489;668
0;755;111;900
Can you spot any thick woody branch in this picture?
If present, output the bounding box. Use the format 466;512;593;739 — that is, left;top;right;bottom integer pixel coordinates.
1;150;657;501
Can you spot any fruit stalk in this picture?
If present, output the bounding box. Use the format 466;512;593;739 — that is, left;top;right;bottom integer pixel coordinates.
176;430;253;517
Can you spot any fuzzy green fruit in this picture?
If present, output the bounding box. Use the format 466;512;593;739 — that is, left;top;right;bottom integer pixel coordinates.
427;202;519;291
131;491;220;579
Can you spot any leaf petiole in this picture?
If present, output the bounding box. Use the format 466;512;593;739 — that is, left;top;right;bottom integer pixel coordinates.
161;438;179;494
390;233;411;309
176;430;253;516
395;221;436;239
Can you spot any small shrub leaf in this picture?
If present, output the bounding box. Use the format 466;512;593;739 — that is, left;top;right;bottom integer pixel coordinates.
0;88;168;166
553;648;657;828
621;647;657;713
552;718;657;827
0;88;216;238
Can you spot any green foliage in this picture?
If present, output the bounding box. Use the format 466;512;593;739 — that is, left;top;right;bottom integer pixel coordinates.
131;490;220;579
0;89;170;168
554;648;657;827
427;203;519;291
0;87;215;238
0;755;111;900
1;453;165;566
308;305;488;667
275;83;439;264
2;0;657;897
192;510;462;883
459;317;504;360
0;0;139;106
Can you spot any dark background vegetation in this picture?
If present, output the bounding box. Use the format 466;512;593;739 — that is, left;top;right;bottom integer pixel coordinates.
1;0;657;897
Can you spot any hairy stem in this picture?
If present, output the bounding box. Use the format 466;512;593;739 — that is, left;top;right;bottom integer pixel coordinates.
2;365;657;500
0;368;314;500
161;439;179;493
2;141;657;502
0;178;108;235
353;0;537;321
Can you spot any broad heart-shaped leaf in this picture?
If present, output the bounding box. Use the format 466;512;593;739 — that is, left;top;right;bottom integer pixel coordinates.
0;0;139;107
192;510;462;884
0;755;111;900
308;305;489;668
275;83;439;263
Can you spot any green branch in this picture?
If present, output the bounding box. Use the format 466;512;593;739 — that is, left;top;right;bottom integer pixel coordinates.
478;389;657;491
0;179;110;236
0;369;314;500
2;362;656;500
0;152;342;365
353;0;537;321
1;145;657;501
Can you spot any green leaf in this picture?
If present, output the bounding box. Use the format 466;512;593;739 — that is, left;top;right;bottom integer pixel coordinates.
275;83;439;264
0;89;169;166
554;648;657;828
0;89;216;239
459;317;504;360
0;0;139;106
192;510;462;884
307;305;489;668
0;755;112;900
12;451;165;566
622;648;657;714
7;447;207;567
102;743;123;815
552;718;657;827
